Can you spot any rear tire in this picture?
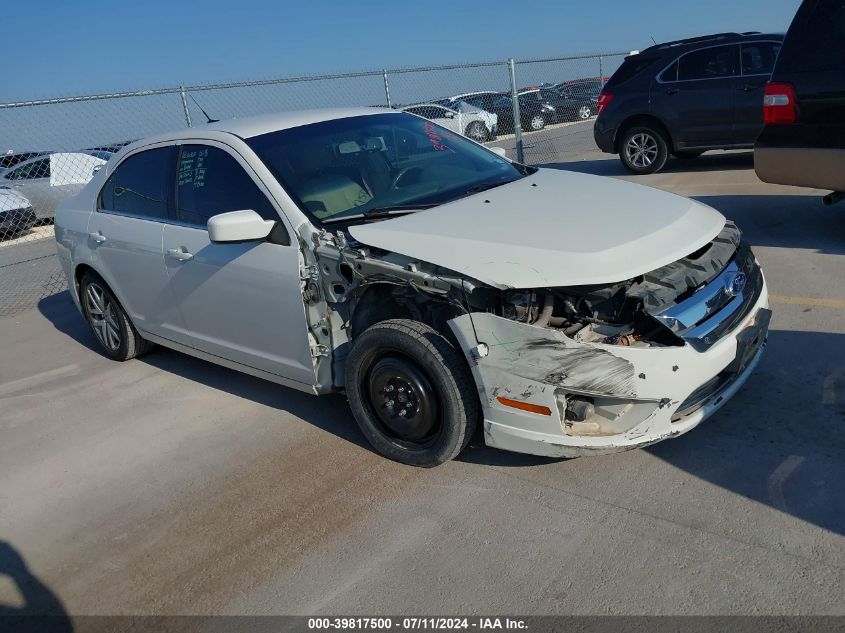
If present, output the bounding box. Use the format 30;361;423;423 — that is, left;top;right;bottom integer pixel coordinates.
345;319;478;467
619;125;669;174
577;104;592;120
80;272;154;361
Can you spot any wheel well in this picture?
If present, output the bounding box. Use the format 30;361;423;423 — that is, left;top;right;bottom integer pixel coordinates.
349;284;414;340
348;283;462;346
615;115;673;153
74;263;97;291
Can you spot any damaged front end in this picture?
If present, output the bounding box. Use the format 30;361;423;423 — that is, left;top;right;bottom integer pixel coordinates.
446;221;770;457
311;220;769;458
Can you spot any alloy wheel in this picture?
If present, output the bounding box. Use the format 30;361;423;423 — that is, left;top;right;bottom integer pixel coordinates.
529;115;545;131
625;132;659;169
85;282;121;351
578;105;591;119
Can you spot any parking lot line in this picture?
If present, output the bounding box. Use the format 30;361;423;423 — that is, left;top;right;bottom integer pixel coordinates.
769;294;845;309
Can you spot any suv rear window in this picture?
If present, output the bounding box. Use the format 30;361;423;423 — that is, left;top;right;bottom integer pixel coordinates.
605;57;658;87
777;0;845;72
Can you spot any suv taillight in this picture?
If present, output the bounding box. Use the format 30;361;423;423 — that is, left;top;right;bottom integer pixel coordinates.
764;82;797;125
597;90;613;114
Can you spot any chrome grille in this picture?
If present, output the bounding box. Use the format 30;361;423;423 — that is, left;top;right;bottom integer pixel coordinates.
652;243;763;352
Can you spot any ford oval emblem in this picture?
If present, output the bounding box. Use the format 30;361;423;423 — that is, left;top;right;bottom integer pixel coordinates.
729;272;748;296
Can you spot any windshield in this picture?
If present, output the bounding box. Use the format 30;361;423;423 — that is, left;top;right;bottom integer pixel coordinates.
246;113;525;225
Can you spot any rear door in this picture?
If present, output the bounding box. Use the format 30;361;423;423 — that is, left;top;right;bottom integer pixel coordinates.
161;142;316;386
653;44;740;147
87;146;184;339
733;41;781;143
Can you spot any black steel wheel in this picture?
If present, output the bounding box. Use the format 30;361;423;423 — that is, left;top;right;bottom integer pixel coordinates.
345;319;478;467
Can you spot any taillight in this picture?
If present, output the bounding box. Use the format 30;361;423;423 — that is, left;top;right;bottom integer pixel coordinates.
764;82;797;124
597;90;613;114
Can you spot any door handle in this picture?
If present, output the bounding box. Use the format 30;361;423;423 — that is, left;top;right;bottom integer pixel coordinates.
167;247;194;262
89;231;106;244
664;87;679;95
739;84;757;92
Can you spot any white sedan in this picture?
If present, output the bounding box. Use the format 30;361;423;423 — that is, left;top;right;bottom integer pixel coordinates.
55;108;770;466
402;101;497;142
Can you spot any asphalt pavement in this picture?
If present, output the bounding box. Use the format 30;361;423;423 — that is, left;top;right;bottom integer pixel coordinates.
1;122;843;616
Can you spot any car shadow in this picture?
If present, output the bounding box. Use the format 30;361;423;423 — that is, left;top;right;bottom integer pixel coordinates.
542;150;755;176
36;298;845;534
0;541;73;632
36;292;370;452
647;329;845;537
694;195;845;255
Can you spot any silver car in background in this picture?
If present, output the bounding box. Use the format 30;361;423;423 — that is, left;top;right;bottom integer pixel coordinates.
1;152;106;220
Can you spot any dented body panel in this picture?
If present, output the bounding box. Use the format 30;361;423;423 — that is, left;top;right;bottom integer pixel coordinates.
448;281;769;457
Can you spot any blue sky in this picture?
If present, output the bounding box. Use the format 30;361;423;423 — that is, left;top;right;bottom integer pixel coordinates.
5;0;801;101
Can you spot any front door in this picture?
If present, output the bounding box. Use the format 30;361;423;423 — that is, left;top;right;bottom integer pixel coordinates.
162;143;316;387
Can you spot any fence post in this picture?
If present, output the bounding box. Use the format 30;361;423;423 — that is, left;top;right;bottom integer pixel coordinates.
508;58;524;164
382;69;392;108
599;55;603;80
179;86;193;128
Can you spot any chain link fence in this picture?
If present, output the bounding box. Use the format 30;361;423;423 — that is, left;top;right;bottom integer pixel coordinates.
0;50;628;317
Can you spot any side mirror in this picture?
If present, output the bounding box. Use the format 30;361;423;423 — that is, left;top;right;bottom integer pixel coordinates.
444;111;455;119
207;209;275;243
490;146;508;159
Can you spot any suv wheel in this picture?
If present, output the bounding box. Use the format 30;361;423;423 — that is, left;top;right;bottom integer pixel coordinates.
80;272;154;361
620;126;669;174
345;319;478;467
577;105;592;120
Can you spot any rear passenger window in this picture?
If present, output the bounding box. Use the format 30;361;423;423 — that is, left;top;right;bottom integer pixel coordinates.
741;42;780;75
174;145;277;227
677;45;739;80
98;147;174;220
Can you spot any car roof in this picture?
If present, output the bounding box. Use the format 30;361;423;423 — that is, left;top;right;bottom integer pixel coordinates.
640;31;784;55
124;107;399;152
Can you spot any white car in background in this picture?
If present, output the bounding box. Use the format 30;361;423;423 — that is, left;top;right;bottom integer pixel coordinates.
401;101;497;142
0;187;36;238
1;152;106;220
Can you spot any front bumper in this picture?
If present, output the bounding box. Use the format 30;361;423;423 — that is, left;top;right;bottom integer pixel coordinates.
448;276;770;459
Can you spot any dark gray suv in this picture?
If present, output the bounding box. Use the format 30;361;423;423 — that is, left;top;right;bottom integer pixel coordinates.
594;32;784;174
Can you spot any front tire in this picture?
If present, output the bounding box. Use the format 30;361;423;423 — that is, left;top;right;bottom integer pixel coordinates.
619;125;669;174
577;104;592;120
345;319;478;467
80;272;153;361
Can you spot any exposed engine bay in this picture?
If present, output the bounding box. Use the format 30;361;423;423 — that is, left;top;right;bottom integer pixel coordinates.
310;220;745;374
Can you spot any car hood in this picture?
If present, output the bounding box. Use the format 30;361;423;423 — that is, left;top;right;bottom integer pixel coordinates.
348;168;726;289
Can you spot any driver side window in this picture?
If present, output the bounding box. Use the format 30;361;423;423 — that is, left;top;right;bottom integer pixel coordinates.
174;145;278;227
